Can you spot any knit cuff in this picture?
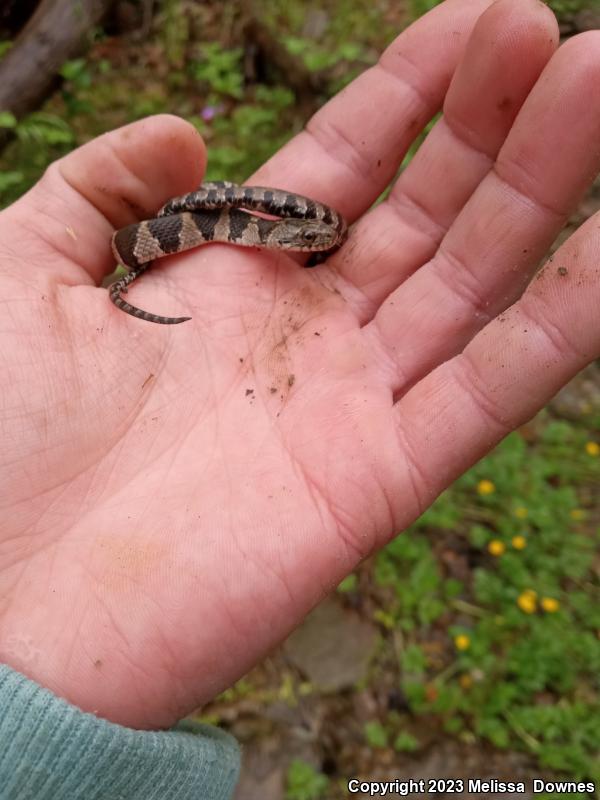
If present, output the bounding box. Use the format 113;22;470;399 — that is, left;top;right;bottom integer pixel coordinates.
0;664;240;800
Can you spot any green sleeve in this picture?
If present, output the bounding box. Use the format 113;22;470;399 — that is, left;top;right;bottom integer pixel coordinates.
0;664;240;800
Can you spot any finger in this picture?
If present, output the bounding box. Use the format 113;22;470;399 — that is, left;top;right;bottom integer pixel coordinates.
366;32;600;396
252;0;495;223
0;115;206;284
391;210;600;524
329;0;558;301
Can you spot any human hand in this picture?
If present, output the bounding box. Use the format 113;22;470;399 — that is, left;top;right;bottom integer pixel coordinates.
1;0;599;729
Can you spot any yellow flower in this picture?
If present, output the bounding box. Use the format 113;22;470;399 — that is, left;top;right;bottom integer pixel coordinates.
517;590;537;614
488;540;505;556
514;507;528;519
477;480;495;496
585;441;599;457
459;674;473;689
570;508;585;521
454;634;471;651
511;535;527;550
541;597;560;613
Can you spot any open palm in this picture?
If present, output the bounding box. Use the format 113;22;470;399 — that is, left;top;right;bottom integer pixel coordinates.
1;0;599;730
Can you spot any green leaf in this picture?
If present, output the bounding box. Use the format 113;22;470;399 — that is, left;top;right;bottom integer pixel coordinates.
364;721;388;748
0;111;17;129
285;760;329;800
337;574;358;593
394;731;420;752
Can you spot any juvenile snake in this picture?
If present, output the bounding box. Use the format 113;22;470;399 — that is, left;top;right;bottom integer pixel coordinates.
109;181;348;324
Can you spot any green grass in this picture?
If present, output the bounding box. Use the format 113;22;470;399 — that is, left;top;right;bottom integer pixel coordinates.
286;760;330;800
410;0;593;18
368;414;600;786
0;0;400;207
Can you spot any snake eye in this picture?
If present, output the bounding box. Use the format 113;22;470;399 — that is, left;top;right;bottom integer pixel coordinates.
302;229;318;242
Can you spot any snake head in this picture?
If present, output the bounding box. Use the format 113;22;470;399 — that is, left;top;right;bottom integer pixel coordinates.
267;218;342;252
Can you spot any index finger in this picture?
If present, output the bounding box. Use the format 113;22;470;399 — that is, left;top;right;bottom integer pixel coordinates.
252;0;495;223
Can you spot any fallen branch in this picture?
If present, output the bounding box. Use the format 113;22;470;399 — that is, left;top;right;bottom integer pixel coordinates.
0;0;115;127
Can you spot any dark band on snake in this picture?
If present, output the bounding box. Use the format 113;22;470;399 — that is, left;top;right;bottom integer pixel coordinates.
109;180;347;325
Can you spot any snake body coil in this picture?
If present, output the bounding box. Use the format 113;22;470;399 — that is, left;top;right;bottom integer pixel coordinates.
109;181;347;325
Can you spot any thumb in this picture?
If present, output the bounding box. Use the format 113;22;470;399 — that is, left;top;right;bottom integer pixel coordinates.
0;115;206;286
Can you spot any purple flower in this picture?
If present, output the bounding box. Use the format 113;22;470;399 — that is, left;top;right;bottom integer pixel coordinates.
201;104;225;122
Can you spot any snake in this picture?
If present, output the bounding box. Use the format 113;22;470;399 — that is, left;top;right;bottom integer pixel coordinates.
109;181;348;325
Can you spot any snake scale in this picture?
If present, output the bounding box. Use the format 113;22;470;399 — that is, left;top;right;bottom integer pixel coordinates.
109;181;348;324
